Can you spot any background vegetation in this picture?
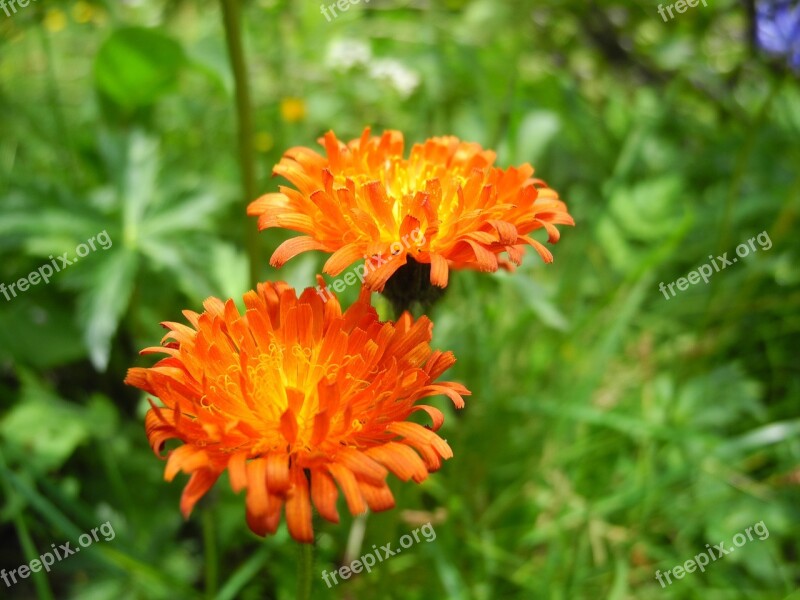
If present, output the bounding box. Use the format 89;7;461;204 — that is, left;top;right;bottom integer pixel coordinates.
1;0;798;598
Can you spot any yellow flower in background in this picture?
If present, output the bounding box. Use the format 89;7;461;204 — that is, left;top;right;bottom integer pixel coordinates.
44;9;67;33
92;7;108;26
254;131;275;153
280;97;307;123
72;1;94;24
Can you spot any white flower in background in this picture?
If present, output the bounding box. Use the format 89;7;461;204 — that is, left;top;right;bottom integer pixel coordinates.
326;39;372;70
368;59;421;98
324;40;421;98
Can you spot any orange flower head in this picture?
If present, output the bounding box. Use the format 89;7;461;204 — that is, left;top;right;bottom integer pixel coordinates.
124;281;469;543
248;127;574;290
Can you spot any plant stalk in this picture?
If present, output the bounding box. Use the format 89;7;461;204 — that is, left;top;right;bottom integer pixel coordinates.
297;542;314;600
219;0;262;287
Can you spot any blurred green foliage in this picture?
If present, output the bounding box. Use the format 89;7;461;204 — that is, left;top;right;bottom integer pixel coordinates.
1;0;799;598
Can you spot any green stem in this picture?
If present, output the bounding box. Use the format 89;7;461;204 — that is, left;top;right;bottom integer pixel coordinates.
219;0;262;287
297;542;314;600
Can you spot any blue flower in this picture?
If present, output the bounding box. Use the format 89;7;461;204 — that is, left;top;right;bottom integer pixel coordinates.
755;0;800;69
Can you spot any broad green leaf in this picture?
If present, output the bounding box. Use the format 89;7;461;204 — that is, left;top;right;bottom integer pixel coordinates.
142;192;226;237
121;131;160;248
76;249;139;371
514;111;561;164
0;298;87;368
139;237;217;302
94;27;187;110
0;373;90;472
208;242;250;302
498;270;570;330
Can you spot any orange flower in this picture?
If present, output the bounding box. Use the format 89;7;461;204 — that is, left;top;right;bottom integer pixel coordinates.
248;127;574;290
124;281;469;543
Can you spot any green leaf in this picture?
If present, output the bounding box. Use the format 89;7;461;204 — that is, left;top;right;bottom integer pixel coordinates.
498;270;570;331
76;249;139;371
0;298;87;368
94;27;187;110
139;238;217;302
513;111;561;164
121;131;160;248
142;192;226;238
610;176;686;242
674;363;764;430
208;242;250;302
0;373;91;472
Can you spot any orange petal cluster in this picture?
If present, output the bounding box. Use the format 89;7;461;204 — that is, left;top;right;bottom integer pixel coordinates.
124;282;469;542
248;127;574;290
